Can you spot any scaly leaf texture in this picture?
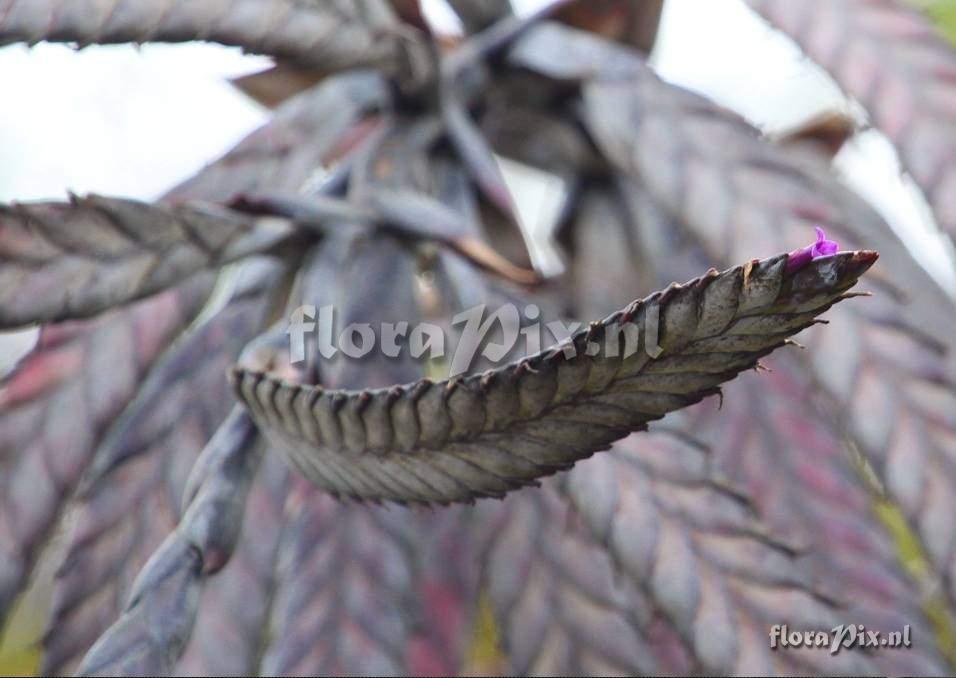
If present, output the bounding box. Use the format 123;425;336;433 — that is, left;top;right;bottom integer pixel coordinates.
429;160;900;674
476;481;691;675
749;0;956;245
0;0;403;75
39;260;284;674
0;273;213;625
222;0;422;108
518;177;936;674
287;115;539;369
806;281;956;611
80;179;492;673
510;22;956;619
0;195;291;327
510;22;956;338
417;173;693;674
233;250;877;504
562;185;947;675
17;75;386;641
165;328;302;677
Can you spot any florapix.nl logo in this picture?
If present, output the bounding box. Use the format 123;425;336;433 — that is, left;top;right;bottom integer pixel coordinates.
286;301;664;377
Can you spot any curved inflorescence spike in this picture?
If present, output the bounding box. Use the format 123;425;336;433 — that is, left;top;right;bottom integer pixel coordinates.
231;250;877;505
74;408;261;677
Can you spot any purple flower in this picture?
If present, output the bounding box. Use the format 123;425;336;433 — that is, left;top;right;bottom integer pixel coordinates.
785;227;839;273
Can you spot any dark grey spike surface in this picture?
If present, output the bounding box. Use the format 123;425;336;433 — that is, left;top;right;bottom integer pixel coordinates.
232;250;877;504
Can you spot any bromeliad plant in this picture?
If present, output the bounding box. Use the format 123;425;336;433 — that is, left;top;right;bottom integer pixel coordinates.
1;1;955;676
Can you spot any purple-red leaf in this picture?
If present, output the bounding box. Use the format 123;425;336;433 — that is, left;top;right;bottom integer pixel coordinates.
255;257;483;675
683;368;947;676
564;429;932;674
176;453;290;676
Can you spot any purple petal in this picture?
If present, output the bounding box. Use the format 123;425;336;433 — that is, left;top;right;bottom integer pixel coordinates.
786;227;840;273
811;226;839;257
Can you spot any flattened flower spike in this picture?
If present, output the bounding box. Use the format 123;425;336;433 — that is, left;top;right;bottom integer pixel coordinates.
785;226;840;273
231;250;877;505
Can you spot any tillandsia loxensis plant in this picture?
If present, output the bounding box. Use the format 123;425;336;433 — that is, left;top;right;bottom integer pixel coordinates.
1;1;956;676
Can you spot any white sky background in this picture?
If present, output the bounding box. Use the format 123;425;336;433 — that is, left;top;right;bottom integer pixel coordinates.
1;0;955;370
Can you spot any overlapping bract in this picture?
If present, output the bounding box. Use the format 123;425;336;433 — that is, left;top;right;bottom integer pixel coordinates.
746;0;956;618
257;483;480;676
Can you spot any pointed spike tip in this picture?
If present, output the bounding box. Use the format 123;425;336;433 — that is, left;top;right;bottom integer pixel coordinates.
846;249;878;276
